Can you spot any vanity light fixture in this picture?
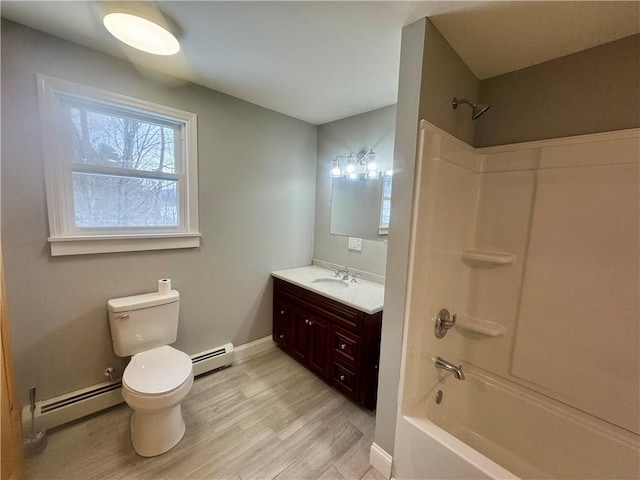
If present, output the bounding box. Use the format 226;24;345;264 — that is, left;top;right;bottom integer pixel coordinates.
331;149;380;181
103;2;180;56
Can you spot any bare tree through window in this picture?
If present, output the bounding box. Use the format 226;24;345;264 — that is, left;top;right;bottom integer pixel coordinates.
67;104;179;228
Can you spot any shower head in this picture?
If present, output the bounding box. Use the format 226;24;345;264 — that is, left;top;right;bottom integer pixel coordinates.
452;97;491;120
471;103;491;120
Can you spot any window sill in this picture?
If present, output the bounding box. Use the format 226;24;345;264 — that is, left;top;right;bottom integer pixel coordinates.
48;233;201;256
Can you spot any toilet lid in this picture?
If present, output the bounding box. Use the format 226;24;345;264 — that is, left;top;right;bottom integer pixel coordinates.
123;346;192;395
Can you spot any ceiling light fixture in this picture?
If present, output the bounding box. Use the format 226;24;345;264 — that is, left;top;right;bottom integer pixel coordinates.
103;3;180;56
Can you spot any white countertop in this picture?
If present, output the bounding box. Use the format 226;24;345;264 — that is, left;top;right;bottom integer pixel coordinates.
272;265;384;314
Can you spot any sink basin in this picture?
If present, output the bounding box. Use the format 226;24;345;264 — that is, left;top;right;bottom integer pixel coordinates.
311;277;349;289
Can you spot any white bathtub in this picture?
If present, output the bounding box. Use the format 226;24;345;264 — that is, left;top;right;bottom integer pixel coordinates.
394;365;640;480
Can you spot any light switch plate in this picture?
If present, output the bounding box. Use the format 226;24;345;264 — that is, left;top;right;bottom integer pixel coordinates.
348;237;362;251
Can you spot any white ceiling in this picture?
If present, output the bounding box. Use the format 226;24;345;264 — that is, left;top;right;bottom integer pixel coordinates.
2;1;639;124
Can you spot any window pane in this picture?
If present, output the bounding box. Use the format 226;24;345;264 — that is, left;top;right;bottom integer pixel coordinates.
381;199;391;226
73;172;178;227
383;176;392;197
67;104;176;174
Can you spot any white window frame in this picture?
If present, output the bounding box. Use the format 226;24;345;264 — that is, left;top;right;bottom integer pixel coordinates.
37;74;200;256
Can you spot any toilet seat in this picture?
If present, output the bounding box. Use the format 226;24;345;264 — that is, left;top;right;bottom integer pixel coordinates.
123;346;192;395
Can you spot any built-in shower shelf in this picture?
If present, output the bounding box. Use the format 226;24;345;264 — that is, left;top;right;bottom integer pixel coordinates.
461;249;515;268
456;315;505;337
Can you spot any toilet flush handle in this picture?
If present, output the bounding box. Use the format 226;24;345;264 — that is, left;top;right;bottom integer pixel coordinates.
116;314;130;321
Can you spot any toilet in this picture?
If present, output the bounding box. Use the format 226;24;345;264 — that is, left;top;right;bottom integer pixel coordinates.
107;289;193;457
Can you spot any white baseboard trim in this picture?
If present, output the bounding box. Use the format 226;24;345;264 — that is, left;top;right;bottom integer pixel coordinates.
370;442;393;479
233;335;276;364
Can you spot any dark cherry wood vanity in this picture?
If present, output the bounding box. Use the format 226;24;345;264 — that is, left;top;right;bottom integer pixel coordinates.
272;276;383;410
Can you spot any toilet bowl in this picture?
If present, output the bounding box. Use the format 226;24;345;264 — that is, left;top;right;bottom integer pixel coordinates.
121;346;194;457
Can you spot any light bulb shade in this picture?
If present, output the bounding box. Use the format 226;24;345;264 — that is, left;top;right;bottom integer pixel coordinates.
347;172;358;181
366;170;379;180
383;169;393;177
346;162;356;174
365;152;377;170
103;9;180;55
331;166;342;177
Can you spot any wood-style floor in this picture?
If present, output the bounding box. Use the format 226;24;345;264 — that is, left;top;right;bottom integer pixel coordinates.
25;348;386;480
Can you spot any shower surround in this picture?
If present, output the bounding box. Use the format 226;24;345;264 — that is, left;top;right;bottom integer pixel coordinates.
393;120;639;479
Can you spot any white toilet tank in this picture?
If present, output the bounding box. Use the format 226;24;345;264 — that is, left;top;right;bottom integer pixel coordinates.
108;290;180;357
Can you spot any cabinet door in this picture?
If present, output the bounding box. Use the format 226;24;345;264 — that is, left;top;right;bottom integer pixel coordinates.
308;315;330;379
292;308;311;364
273;298;292;351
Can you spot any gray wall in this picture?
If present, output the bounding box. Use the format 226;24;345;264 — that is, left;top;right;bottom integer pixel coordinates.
314;105;396;276
476;34;640;147
420;19;480;145
1;20;317;405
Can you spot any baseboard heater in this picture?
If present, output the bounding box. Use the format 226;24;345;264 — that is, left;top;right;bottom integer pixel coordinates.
22;343;234;432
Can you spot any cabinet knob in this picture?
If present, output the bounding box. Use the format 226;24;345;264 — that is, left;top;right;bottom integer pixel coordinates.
280;309;286;315
340;343;347;350
339;374;345;381
308;320;314;326
279;334;285;339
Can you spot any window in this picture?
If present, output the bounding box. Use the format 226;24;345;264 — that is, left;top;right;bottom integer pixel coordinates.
379;174;392;235
37;74;199;255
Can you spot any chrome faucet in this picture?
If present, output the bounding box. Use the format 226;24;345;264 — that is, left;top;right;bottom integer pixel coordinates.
334;266;349;280
435;356;465;380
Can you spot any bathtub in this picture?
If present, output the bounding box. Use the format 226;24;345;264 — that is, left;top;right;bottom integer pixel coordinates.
394;364;640;480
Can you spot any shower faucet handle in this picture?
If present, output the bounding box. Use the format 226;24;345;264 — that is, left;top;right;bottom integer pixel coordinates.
434;308;457;338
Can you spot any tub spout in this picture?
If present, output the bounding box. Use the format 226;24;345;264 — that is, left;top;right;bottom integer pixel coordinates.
435;356;465;380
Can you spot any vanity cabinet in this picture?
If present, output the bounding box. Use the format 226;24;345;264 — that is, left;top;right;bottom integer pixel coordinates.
272;277;382;410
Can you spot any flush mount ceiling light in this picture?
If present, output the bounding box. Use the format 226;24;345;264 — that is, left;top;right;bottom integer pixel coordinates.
103;2;180;56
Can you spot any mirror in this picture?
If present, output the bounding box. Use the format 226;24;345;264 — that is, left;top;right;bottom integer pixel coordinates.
330;175;391;240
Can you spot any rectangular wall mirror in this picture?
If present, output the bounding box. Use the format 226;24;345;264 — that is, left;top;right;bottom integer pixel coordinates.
330;175;392;240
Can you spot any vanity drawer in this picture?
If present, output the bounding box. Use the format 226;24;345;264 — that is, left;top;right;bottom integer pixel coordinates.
331;361;358;398
332;327;360;367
